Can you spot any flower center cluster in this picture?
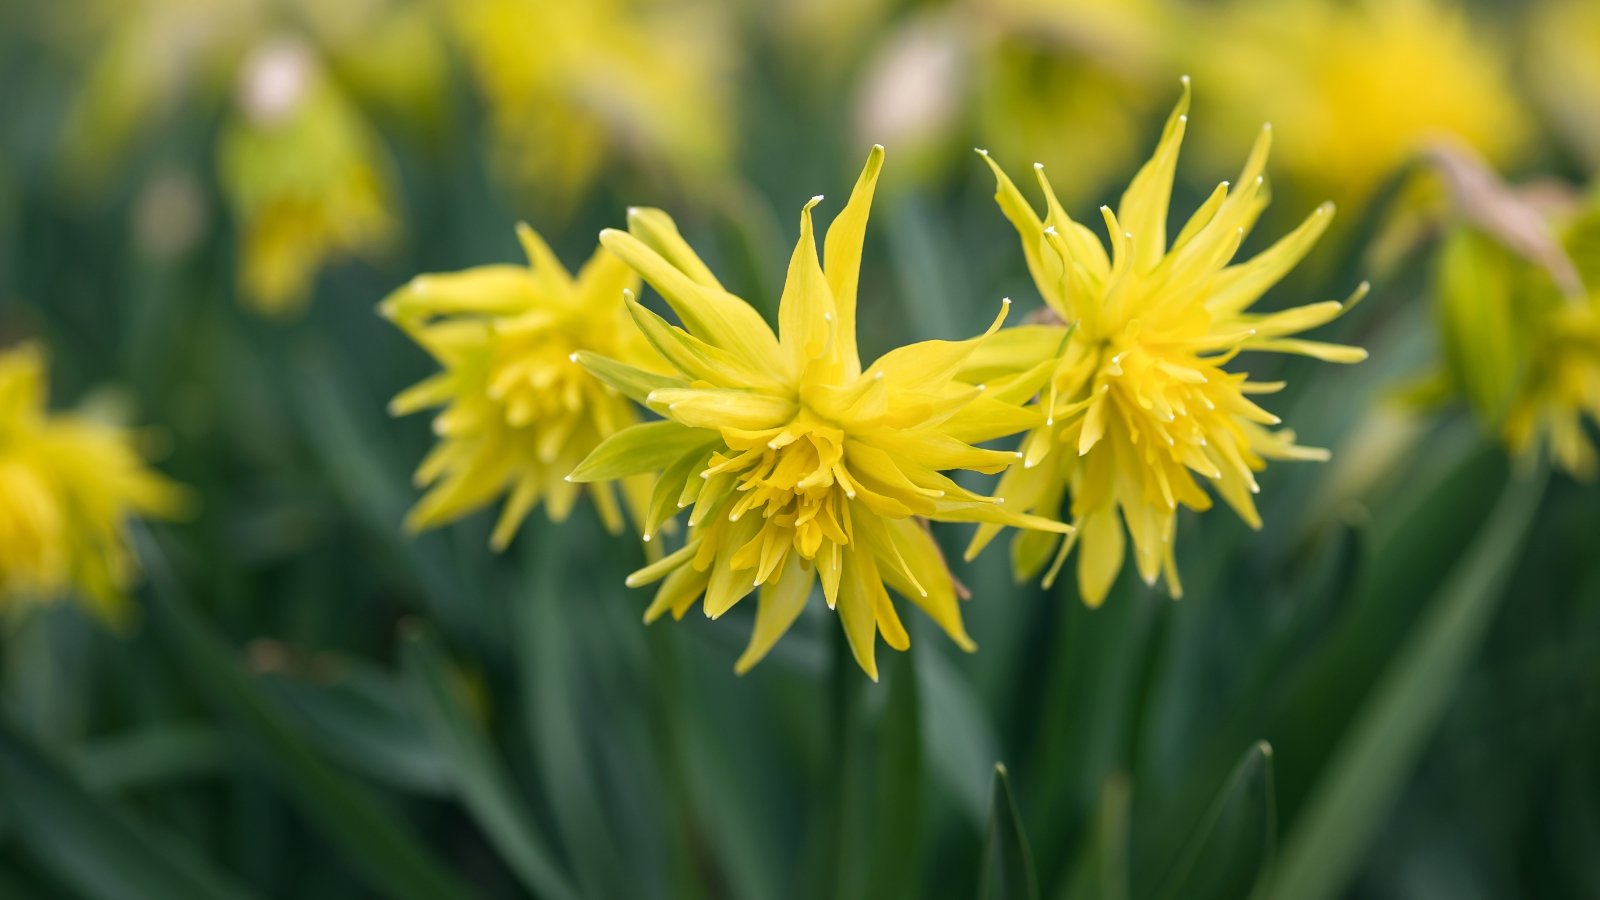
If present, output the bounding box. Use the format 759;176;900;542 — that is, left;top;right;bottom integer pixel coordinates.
701;415;857;585
482;318;611;463
1047;315;1271;508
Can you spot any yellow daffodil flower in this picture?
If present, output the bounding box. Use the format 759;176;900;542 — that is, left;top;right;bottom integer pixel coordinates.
1529;0;1600;169
1195;0;1528;206
1435;210;1600;480
971;81;1367;606
1505;302;1600;478
971;0;1178;207
383;226;663;549
219;41;396;315
0;344;187;623
447;0;733;207
569;147;1070;678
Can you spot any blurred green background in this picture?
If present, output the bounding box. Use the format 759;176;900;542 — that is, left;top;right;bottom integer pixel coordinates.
1;0;1597;898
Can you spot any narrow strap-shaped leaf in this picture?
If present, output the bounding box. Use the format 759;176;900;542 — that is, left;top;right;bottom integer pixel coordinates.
866;651;925;899
260;665;451;796
69;723;227;793
400;625;583;900
979;764;1039;900
517;543;644;900
1058;772;1133;900
1154;741;1277;900
1255;466;1547;900
0;715;257;900
142;550;474;900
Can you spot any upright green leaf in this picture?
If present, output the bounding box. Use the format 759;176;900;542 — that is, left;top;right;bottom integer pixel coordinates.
0;716;256;900
919;643;1003;827
260;663;450;796
867;651;925;900
400;624;582;900
1256;468;1547;900
1154;741;1277;900
1057;772;1131;900
68;724;226;793
516;545;642;900
142;549;474;900
980;764;1039;900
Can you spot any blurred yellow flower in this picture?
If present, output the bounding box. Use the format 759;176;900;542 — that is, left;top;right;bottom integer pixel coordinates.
448;0;734;206
1197;0;1528;205
56;2;429;315
852;0;1177;199
0;344;187;623
1434;207;1600;480
972;82;1366;606
1529;0;1600;169
1505;302;1600;478
55;0;265;191
383;226;661;549
570;148;1069;678
970;0;1177;207
219;40;397;316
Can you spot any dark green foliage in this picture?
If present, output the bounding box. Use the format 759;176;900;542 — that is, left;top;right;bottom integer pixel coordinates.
1;6;1596;897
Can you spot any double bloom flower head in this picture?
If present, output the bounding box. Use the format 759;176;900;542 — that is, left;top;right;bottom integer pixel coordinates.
388;81;1365;678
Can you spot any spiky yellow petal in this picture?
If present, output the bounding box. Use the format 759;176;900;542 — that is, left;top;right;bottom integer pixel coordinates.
384;227;665;546
977;82;1365;606
577;148;1069;675
0;344;187;622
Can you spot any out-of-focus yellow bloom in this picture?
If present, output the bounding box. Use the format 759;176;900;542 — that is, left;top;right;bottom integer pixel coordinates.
570;148;1070;678
1505;302;1600;478
1197;0;1528;206
57;0;440;184
448;0;733;206
0;344;187;623
971;82;1367;606
1529;0;1600;169
970;0;1177;207
54;0;264;191
1435;212;1600;479
383;227;662;549
219;40;397;315
853;0;1176;199
55;1;430;315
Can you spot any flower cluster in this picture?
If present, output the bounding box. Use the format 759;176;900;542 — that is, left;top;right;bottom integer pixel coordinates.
1195;0;1527;205
969;80;1367;605
1433;197;1600;479
569;148;1068;678
0;344;187;622
388;82;1365;675
383;225;663;547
